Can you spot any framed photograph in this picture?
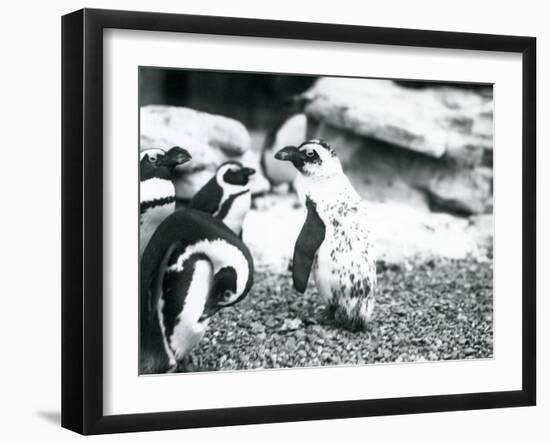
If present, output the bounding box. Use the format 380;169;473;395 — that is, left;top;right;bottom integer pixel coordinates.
61;8;536;435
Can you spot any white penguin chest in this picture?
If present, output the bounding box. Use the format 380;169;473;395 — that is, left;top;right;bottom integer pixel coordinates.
219;192;251;235
140;201;174;256
140;178;176;256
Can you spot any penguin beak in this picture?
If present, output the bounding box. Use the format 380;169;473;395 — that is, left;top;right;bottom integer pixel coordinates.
198;301;219;323
274;146;305;166
161;146;192;167
242;167;256;177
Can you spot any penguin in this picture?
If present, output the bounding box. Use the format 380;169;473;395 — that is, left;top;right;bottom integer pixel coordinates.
140;208;254;374
184;161;255;238
140;146;191;257
260;98;307;201
274;139;376;331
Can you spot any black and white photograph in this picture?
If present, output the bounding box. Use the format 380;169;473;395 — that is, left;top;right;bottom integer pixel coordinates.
139;68;494;375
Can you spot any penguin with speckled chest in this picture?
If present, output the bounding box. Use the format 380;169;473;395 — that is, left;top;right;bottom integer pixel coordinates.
275;139;376;331
184;161;255;238
140;208;254;374
140;147;191;257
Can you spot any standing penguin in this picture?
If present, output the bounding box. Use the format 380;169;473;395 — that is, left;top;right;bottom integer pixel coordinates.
184;161;255;238
274;139;376;331
140;146;191;256
261;114;305;189
140;208;254;374
260;98;308;203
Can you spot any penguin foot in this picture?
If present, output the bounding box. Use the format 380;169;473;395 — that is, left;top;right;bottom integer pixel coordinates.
166;363;179;374
178;354;199;372
271;183;290;195
327;303;372;333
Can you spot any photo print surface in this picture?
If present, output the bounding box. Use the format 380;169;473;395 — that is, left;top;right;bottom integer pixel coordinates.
139;68;494;375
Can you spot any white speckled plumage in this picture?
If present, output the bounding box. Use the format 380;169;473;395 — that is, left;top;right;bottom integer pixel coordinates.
309;178;377;330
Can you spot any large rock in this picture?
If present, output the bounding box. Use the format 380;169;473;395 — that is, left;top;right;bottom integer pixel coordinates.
427;167;493;214
300;78;493;214
140;105;269;198
141;105;250;160
303;77;493;166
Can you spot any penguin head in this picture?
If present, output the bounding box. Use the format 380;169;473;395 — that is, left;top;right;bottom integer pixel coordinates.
140;146;192;182
215;161;256;191
274;139;342;179
199;266;241;322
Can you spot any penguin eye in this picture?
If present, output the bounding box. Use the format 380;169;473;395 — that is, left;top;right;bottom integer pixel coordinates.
148;155;157;164
222;289;233;302
306;150;315;158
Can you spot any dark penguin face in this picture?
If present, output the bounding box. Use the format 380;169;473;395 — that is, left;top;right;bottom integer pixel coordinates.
217;162;256;187
199;266;238;322
140;146;192;181
274;139;340;178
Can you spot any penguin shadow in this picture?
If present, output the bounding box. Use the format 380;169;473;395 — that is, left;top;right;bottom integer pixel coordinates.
294;288;338;331
174;354;217;373
36;410;61;426
311;298;379;334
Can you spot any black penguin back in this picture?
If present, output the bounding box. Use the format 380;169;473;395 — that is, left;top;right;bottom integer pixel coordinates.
188;177;223;215
260;95;310;182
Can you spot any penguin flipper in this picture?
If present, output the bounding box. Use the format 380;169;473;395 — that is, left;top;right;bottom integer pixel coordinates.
189;177;222;215
292;197;325;293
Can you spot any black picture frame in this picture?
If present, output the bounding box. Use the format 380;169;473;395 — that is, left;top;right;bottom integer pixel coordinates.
61;8;536;435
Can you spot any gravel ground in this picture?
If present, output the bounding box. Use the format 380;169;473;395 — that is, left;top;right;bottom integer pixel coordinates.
183;257;493;372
